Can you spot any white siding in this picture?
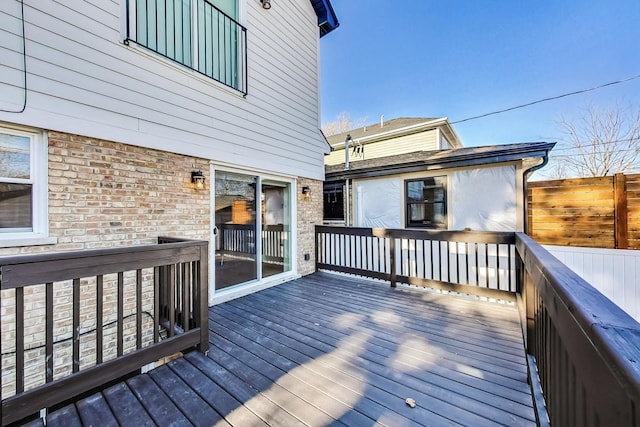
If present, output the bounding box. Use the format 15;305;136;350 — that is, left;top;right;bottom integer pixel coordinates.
325;129;439;166
545;245;640;322
0;0;326;179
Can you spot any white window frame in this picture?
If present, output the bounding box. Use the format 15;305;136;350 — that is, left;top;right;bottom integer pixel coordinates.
0;125;56;247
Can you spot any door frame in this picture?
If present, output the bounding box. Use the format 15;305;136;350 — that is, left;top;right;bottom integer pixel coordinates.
209;162;298;305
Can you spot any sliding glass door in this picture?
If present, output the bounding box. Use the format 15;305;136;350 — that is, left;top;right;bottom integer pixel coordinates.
214;170;292;290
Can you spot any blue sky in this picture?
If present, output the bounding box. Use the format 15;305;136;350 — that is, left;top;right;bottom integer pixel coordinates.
320;1;640;149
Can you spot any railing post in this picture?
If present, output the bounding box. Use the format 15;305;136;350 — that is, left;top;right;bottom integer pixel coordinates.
389;229;396;288
314;226;319;272
198;242;209;354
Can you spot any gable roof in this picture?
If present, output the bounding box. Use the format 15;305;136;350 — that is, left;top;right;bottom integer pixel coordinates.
327;117;463;149
310;0;339;37
325;141;556;180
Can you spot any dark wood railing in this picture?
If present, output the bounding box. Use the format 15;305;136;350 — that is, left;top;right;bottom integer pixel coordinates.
217;223;287;264
316;226;517;300
0;237;208;425
316;226;640;426
517;233;640;427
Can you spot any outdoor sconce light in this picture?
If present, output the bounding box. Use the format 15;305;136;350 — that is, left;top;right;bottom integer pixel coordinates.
301;186;311;200
191;170;206;190
261;0;271;9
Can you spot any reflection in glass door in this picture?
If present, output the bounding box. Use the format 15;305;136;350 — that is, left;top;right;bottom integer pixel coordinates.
214;171;257;290
261;180;291;278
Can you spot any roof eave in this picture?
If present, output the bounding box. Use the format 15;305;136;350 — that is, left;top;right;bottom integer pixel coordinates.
326;142;556;180
310;0;339;37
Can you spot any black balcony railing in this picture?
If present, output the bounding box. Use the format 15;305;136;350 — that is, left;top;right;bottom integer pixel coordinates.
126;0;247;94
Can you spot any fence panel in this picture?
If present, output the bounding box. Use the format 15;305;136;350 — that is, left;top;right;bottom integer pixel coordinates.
528;173;640;249
545;245;640;322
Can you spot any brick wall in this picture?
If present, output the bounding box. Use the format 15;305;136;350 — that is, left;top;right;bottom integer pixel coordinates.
0;131;210;257
296;178;323;276
1;131;210;398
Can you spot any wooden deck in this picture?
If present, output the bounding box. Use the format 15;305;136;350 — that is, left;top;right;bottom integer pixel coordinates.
27;272;535;427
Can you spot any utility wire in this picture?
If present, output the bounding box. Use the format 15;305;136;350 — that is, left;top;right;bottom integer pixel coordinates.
0;0;27;114
451;74;640;125
550;137;640;152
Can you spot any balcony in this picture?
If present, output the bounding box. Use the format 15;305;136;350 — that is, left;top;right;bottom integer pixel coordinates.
126;0;248;94
1;227;639;426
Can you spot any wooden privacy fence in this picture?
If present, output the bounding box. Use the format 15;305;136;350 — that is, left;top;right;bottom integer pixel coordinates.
0;237;208;425
528;172;640;249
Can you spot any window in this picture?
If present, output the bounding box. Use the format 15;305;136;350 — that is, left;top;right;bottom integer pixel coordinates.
405;176;447;229
0;126;53;246
323;181;344;221
128;0;247;93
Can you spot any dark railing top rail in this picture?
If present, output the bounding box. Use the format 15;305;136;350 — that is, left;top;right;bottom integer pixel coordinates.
516;233;640;402
315;225;516;244
0;238;208;289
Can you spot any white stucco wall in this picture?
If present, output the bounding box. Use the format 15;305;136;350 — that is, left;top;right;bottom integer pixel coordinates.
450;165;517;231
352;164;518;231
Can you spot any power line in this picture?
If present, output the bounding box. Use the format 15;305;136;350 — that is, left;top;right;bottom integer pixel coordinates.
450;74;640;125
550;137;640;152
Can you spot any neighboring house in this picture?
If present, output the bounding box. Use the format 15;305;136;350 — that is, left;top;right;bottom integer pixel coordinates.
324;117;463;166
0;0;339;304
325;120;555;231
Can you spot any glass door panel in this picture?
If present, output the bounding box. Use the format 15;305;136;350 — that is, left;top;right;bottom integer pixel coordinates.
261;180;291;278
214;170;257;290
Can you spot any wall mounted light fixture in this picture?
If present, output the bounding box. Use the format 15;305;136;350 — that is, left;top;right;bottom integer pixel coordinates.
301;186;311;200
261;0;271;9
191;170;206;190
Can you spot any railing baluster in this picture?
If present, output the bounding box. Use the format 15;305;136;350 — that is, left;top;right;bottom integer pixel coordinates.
465;242;469;285
16;287;24;393
474;243;479;286
96;276;103;364
154;266;160;344
136;269;142;350
497;244;502;291
73;278;80;373
183;263;191;332
46;282;53;383
117;272;124;357
485;243;490;288
168;264;175;338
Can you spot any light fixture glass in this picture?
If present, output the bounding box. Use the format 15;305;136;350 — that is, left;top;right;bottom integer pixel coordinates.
261;0;271;9
191;170;206;190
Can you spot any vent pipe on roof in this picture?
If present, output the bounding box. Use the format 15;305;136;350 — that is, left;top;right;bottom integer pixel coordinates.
380;115;384;128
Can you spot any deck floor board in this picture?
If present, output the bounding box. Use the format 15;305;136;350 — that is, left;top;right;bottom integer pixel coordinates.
35;272;536;426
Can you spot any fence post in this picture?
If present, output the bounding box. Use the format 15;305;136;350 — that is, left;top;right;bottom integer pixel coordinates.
614;173;628;249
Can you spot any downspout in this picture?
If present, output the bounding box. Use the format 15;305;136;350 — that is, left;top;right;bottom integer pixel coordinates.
344;134;352;226
522;154;550;235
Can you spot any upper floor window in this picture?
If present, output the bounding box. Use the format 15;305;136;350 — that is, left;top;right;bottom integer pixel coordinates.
127;0;247;94
0;126;54;246
405;176;447;229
